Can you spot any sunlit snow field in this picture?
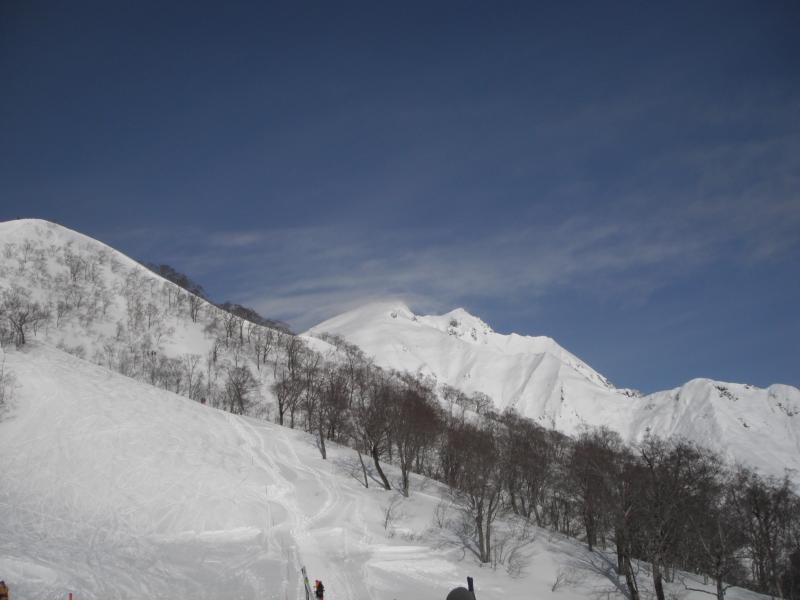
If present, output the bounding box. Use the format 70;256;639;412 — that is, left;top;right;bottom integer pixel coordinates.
0;343;771;600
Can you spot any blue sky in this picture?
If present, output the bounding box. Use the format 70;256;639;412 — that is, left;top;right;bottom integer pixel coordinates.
1;1;798;392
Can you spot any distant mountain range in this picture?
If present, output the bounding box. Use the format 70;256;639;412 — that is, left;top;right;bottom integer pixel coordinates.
307;301;800;479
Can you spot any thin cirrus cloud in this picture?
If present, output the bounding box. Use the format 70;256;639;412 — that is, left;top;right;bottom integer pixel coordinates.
186;198;796;331
103;116;800;332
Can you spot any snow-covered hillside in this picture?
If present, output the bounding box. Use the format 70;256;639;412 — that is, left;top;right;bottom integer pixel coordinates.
307;301;800;479
0;343;771;600
0;218;214;355
0;218;303;416
0;218;794;599
1;218;797;481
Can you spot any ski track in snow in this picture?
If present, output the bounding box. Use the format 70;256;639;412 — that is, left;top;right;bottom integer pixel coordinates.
230;414;374;600
0;342;782;600
0;344;463;599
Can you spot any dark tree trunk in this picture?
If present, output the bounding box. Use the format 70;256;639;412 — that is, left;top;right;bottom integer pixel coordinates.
585;510;597;551
715;575;725;600
476;511;489;563
371;444;391;490
623;554;640;600
653;562;666;600
357;450;369;488
616;534;625;574
317;423;327;460
532;502;543;527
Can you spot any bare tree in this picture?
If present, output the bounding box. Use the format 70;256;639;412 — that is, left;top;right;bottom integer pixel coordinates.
275;335;306;428
445;419;505;563
181;354;203;400
252;327;277;371
566;427;623;551
635;437;719;600
682;471;748;600
320;364;351;443
272;367;302;427
500;411;562;527
0;353;15;413
352;366;392;490
223;362;258;415
731;468;798;598
188;294;203;323
1;286;50;347
299;348;322;433
390;375;442;496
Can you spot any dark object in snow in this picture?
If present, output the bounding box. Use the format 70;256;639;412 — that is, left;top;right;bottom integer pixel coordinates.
301;566;312;600
447;587;474;600
0;580;7;600
314;579;325;599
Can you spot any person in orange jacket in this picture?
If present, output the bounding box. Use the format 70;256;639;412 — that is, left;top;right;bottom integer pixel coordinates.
314;579;324;599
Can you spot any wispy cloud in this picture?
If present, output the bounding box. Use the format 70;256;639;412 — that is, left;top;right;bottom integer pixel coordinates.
102;100;800;333
209;231;269;248
121;186;797;331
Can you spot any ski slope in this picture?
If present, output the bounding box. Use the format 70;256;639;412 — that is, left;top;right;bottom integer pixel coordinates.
308;302;800;480
0;343;770;600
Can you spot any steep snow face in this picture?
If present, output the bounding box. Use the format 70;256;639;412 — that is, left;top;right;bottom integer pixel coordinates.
308;301;634;431
0;343;775;600
632;379;800;472
308;302;800;479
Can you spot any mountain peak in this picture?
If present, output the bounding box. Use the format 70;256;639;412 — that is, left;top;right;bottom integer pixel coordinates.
444;306;490;326
419;307;494;341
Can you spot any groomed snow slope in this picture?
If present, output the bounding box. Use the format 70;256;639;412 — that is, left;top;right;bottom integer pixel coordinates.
0;343;769;600
308;302;800;479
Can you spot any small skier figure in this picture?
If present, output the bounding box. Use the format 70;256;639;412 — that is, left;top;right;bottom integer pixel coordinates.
314;579;325;599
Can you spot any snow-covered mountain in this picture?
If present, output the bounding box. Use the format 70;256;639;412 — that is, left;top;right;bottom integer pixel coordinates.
0;218;241;357
0;218;793;598
0;342;770;600
1;218;796;481
307;301;800;479
0;218;308;418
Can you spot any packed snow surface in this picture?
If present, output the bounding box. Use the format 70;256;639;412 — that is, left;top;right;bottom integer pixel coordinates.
308;301;800;479
0;344;772;600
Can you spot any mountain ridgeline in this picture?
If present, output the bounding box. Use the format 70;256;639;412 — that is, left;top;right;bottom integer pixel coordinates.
2;218;800;600
307;301;800;480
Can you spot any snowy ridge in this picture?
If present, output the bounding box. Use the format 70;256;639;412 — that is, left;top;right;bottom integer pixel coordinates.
0;218;307;418
308;302;800;479
0;218;222;358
